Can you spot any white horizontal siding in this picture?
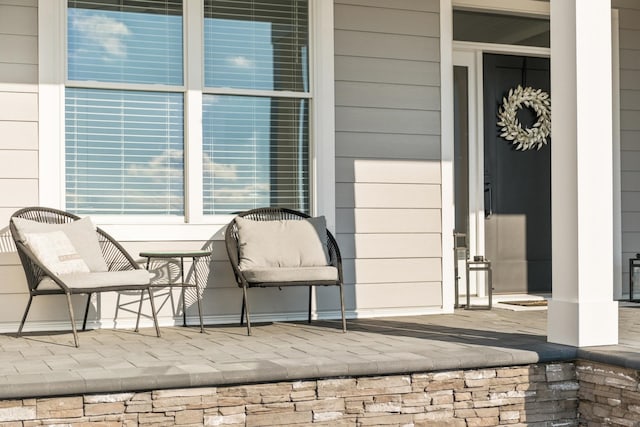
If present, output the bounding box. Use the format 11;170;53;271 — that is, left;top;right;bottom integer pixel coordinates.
0;179;38;206
0;122;38;150
335;30;439;61
337;233;442;259
335;81;441;110
0;3;44;330
334;0;443;315
336;158;441;184
336;183;441;209
335;107;441;134
0;4;37;36
335;56;440;86
334;3;439;36
0;151;37;178
336;132;441;160
336;208;441;234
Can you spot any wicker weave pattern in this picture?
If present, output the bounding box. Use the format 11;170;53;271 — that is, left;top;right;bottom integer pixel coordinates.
9;207;161;347
225;207;346;335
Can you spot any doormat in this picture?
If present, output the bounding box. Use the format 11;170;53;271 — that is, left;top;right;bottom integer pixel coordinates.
500;300;548;307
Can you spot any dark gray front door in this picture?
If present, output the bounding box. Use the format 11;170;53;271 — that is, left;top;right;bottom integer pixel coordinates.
483;53;551;294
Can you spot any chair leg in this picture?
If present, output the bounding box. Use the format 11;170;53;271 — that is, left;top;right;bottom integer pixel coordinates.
82;293;92;331
17;295;33;337
134;290;145;332
147;288;161;338
308;286;313;323
65;292;80;348
242;285;252;336
240;294;246;326
196;290;204;333
339;283;346;333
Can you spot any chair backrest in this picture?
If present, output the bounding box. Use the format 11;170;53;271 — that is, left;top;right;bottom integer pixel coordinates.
10;207;139;292
224;207;342;286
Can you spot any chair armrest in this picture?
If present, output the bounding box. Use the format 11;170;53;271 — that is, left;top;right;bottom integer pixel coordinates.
224;220;247;287
96;228;141;272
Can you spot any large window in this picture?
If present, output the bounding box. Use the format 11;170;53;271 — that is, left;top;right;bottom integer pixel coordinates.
202;0;309;214
65;0;310;216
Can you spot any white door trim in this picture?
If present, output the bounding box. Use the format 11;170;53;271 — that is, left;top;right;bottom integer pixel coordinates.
454;42;551;272
452;50;482;267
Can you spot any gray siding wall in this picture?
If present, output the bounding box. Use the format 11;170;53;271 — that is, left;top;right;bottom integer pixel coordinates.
615;1;640;295
333;0;443;313
0;0;38;324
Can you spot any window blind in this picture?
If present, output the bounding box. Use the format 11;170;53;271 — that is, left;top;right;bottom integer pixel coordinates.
204;0;308;91
67;0;183;85
66;88;184;215
202;95;309;214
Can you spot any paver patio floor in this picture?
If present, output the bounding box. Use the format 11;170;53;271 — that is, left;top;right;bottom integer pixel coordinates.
2;306;639;399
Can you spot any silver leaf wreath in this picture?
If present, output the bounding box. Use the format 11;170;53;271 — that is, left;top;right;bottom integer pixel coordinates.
497;85;551;151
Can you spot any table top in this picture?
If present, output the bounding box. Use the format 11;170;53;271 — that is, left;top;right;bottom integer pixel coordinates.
140;250;212;259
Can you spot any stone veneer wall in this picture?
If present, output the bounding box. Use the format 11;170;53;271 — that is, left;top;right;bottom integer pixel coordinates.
0;363;578;426
577;360;640;426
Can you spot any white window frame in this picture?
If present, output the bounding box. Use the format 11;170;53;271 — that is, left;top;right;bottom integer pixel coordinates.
38;0;335;240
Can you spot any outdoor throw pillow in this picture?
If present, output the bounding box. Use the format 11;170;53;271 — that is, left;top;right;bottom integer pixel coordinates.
236;216;330;270
12;216;108;272
22;230;90;275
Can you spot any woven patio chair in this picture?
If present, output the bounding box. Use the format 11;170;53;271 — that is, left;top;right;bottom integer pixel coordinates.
225;207;346;335
10;207;160;347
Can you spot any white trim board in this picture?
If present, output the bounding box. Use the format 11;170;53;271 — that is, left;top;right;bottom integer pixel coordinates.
440;0;455;313
452;0;549;16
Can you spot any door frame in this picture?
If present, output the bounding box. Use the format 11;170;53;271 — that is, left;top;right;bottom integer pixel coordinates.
453;43;550;292
451;10;621;297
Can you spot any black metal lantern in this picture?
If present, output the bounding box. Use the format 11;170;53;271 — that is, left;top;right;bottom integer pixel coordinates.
630;254;640;301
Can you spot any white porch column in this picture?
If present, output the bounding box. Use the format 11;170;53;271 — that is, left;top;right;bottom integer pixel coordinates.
548;0;618;347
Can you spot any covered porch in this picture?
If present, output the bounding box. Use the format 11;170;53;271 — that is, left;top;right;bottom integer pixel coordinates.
1;306;639;425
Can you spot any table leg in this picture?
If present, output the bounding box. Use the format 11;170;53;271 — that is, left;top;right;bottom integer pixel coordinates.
181;256;186;327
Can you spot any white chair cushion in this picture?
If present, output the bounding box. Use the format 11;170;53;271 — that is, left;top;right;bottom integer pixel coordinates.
37;269;152;291
12;216;108;272
242;266;338;283
236;216;330;270
22;230;90;275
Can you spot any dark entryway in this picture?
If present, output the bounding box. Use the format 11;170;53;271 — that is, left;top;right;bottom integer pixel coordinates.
483;53;551;294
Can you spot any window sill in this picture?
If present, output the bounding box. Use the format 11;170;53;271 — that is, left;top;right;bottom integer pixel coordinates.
93;216;235;242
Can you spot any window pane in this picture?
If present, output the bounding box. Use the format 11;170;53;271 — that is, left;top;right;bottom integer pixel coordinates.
453;10;549;48
203;95;309;214
66;88;184;215
68;0;183;85
204;0;308;91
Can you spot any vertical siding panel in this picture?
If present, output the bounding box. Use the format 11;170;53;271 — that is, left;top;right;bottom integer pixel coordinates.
334;0;443;315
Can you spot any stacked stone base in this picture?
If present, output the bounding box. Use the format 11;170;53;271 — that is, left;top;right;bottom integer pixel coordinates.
577;360;640;426
0;363;580;426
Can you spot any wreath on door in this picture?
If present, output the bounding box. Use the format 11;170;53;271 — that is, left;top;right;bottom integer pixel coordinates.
497;85;551;151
